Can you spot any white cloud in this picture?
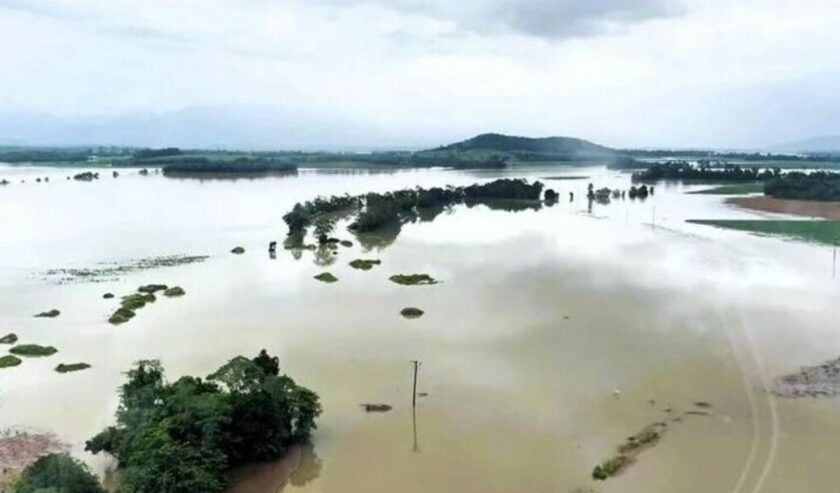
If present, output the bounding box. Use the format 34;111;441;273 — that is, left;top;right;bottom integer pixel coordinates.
0;0;838;148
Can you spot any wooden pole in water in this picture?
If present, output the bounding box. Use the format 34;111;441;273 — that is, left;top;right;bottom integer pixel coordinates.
411;360;421;408
833;237;837;279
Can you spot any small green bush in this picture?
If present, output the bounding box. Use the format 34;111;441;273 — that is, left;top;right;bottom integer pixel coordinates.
231;246;245;254
164;286;186;297
0;354;22;369
349;259;381;271
0;333;18;344
400;307;425;319
314;272;338;283
109;307;136;325
12;453;104;493
389;274;439;286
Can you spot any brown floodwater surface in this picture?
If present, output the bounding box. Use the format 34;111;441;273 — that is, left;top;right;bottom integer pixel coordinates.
1;164;839;493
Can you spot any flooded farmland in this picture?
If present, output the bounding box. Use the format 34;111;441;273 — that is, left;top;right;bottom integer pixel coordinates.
2;163;840;493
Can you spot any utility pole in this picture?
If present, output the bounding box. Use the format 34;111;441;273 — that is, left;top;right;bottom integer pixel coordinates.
410;360;421;408
833;237;837;279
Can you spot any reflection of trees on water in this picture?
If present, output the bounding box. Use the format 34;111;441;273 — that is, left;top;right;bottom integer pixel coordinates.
353;222;402;252
465;198;542;213
289;443;322;487
313;245;337;266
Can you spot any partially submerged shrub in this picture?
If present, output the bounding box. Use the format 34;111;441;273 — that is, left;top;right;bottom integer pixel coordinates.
109;307;136;325
138;284;168;294
13;452;104;493
592;455;631;480
56;363;92;373
0;333;18;344
164;286;186;297
0;354;22;369
121;292;155;310
400;307;424;319
34;309;60;318
102;293;114;299
231;246;246;254
349;259;381;271
389;274;439;286
10;344;58;357
314;272;338;283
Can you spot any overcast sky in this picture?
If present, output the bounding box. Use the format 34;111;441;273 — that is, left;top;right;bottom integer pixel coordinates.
1;0;838;149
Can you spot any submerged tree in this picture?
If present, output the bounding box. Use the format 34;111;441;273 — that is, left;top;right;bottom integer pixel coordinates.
86;351;321;493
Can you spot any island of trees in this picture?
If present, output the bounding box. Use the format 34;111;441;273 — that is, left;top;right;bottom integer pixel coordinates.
282;178;547;246
764;171;840;201
632;162;782;182
77;350;321;493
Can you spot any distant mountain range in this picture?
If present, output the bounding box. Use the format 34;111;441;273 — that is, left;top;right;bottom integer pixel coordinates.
772;135;840;153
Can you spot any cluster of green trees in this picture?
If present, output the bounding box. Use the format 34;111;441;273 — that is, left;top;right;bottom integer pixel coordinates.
623;148;835;163
632;162;781;182
161;158;298;176
83;350;320;493
764;171;840;201
283;179;546;245
0;148;90;163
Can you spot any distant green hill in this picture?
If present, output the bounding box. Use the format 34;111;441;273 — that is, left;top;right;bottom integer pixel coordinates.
416;133;615;164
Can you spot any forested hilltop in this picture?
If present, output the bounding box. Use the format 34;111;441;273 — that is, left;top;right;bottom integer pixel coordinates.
3;134;840;171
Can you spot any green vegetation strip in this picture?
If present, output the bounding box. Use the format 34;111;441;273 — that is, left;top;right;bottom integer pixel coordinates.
56;362;92;373
34;309;60;318
689;183;764;195
688;219;840;246
10;344;58;357
389;274;439;286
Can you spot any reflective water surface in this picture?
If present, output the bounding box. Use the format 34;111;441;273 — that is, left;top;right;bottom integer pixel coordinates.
1;163;839;493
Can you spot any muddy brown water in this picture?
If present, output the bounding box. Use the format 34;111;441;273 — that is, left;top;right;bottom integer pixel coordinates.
1;164;840;492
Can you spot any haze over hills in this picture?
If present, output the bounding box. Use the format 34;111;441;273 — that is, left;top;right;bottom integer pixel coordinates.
772;136;840;153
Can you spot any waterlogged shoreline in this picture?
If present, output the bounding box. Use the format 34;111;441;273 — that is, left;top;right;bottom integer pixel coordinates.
728;196;840;219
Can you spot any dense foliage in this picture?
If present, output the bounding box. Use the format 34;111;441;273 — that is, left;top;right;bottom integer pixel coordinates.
12;453;104;493
632;162;781;182
282;179;544;244
764;171;840;201
133;148;183;160
161;158;297;176
85;350;321;493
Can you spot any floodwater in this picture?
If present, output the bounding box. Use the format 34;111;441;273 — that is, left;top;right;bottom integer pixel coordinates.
1;163;840;493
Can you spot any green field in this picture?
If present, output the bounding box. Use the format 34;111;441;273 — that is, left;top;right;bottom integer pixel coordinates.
688;219;840;246
689;183;764;195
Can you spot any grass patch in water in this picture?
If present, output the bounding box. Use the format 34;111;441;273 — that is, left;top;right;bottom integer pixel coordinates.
138;284;168;294
34;309;60;318
592;455;632;480
314;272;338;283
689;183;763;195
56;362;91;373
389;274;439;286
400;307;424;319
0;355;22;369
10;344;58;357
164;286;185;297
688;219;840;246
121;293;156;310
349;259;381;271
0;333;18;344
109;307;136;325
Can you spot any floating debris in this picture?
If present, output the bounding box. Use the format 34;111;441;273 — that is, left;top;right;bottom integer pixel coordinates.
43;254;208;284
360;404;392;413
